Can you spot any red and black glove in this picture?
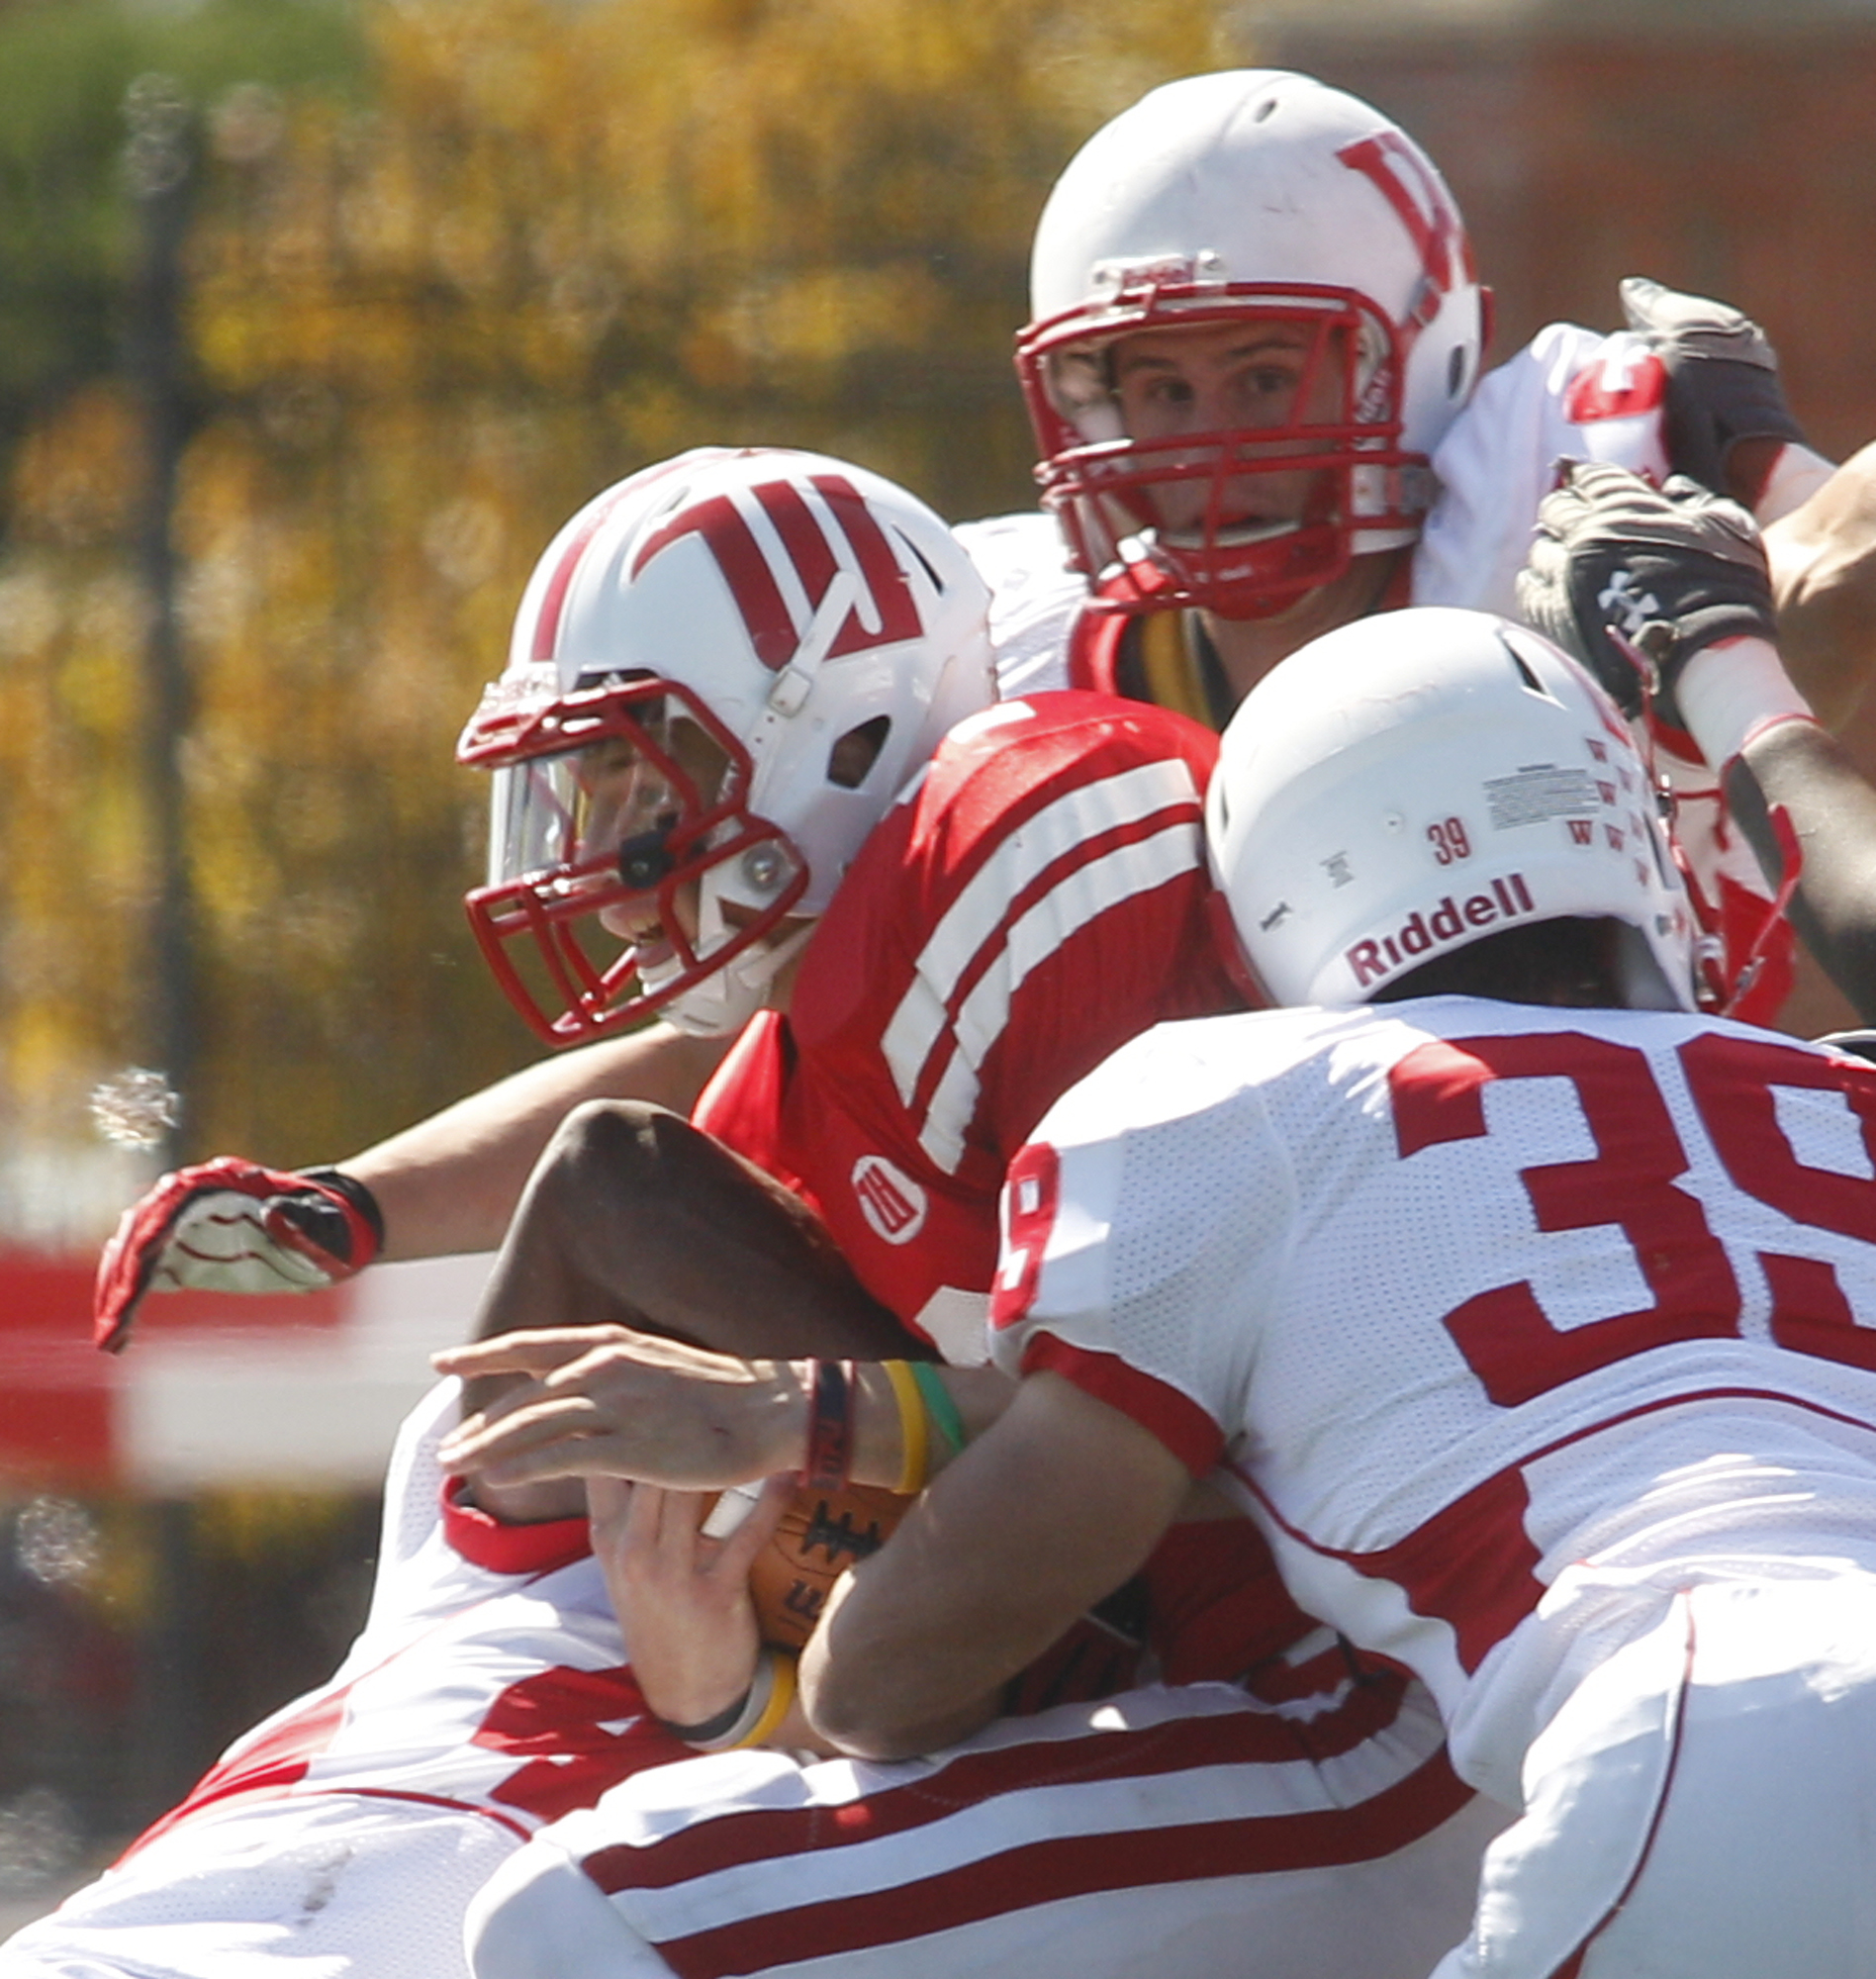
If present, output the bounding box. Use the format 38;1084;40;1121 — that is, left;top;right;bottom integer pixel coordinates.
93;1159;384;1353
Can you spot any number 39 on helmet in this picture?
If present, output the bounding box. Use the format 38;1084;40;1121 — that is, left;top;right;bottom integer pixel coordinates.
457;447;995;1043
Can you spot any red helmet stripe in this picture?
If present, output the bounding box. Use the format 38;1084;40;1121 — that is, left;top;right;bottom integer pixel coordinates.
806;476;923;655
1336;132;1474;309
531;475;669;667
752;478;841;621
630;492;798;671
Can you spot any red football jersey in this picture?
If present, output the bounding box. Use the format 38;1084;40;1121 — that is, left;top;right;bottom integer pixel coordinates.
695;691;1241;1358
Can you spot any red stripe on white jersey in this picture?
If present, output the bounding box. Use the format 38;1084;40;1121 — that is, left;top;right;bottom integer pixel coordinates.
1017;1333;1225;1478
577;1687;1469;1979
1243;1384;1876;1678
658;1754;1470;1979
585;1668;1441;1891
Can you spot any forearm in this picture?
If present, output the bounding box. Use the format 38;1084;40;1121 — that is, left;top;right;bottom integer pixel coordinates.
1765;440;1876;731
434;1335;1014;1493
1665;631;1876;1023
1746;438;1836;527
1728;719;1876;1023
346;1027;729;1260
801;1566;1006;1757
747;1358;1016;1490
798;1373;1195;1760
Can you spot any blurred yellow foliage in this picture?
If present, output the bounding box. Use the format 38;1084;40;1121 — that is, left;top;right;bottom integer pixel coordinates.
0;0;1256;1211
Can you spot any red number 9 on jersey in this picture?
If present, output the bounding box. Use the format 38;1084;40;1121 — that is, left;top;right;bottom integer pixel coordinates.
992;1141;1062;1331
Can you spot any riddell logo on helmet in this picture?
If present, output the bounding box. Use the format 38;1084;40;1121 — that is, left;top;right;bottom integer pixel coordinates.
1346;874;1535;986
1093;253;1205;295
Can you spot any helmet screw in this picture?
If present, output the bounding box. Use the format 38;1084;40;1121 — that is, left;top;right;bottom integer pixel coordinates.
741;844;787;894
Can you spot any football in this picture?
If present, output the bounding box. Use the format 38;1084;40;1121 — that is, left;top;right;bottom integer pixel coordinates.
708;1478;911;1650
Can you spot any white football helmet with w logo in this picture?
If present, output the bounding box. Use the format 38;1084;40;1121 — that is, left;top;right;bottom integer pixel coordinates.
459;447;994;1041
1018;69;1487;618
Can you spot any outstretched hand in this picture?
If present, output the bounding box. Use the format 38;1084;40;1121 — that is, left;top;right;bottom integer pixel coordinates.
93;1160;383;1353
433;1326;805;1491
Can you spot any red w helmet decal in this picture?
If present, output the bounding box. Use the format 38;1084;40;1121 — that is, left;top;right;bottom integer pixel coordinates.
1337;132;1475;324
529;456;698;667
629;474;921;673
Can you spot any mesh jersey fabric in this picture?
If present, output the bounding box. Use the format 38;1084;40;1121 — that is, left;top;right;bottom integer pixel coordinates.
994;996;1876;1799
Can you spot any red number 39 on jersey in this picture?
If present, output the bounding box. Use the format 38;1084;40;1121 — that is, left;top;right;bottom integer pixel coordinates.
1390;1030;1876;1406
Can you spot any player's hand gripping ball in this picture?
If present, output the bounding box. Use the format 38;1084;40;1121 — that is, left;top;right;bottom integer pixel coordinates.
706;1479;910;1649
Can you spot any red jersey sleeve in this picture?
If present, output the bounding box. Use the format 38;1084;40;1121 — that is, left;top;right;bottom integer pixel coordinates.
688;1009;817;1214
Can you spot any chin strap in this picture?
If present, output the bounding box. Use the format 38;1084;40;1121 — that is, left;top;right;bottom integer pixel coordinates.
1718;802;1802;1019
658;916;818;1037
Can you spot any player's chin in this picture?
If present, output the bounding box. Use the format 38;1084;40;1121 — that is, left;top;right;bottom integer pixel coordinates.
607;921;676;971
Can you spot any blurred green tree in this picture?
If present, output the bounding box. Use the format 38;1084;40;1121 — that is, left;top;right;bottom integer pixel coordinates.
0;0;1245;1210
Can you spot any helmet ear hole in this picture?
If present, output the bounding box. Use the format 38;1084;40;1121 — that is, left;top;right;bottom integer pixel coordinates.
827;715;891;791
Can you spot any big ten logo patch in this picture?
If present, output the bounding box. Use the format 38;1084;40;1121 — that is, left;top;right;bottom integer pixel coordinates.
852;1153;929;1245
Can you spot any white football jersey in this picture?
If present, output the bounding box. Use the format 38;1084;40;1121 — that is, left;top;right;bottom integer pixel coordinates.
122;1382;673;1851
992;998;1876;1802
950;509;1084;700
1414;322;1668;618
3;1386;684;1978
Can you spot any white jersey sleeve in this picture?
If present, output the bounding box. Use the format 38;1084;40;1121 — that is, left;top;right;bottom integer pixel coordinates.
952;510;1085;697
1415;322;1671;619
122;1381;680;1848
990;1012;1297;1474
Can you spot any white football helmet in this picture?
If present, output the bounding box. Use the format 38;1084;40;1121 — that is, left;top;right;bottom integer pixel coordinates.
1018;70;1486;618
458;447;995;1042
1206;606;1696;1010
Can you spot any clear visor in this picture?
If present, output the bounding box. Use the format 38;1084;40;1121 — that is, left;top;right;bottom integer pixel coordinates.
485;699;732;890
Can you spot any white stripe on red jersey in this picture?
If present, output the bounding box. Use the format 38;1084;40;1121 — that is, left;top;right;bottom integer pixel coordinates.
883;757;1207;1172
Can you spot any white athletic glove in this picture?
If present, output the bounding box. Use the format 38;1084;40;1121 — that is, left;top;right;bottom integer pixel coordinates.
1518;460;1781;746
93;1159;384;1353
1621;274;1809;506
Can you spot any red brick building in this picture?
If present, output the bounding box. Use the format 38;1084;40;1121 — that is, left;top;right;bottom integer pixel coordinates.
1264;0;1876;1029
